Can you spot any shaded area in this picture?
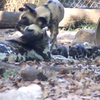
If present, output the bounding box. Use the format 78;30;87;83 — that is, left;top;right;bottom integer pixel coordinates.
0;11;21;29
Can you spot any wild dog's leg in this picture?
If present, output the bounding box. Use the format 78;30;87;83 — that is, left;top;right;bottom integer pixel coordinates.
50;23;58;50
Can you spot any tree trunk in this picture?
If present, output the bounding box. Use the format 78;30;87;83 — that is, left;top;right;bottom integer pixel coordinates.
95;18;100;45
0;11;21;29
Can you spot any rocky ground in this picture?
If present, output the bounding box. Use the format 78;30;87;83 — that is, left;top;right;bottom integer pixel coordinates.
0;29;100;100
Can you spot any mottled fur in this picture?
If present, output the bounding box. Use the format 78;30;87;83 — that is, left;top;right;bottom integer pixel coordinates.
86;45;100;58
0;24;50;62
16;0;64;50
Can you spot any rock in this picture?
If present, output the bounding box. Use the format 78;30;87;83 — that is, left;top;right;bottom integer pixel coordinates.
37;72;48;81
95;17;100;45
72;29;96;45
0;84;44;100
21;67;47;81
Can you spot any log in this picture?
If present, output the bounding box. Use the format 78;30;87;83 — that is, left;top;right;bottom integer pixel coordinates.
0;11;21;29
95;18;100;45
0;8;100;29
43;66;78;71
0;61;20;71
59;8;100;27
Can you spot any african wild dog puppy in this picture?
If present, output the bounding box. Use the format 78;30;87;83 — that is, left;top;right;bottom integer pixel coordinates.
86;45;100;58
51;45;68;58
86;48;93;58
75;44;87;58
91;45;100;58
69;44;86;59
69;46;78;59
0;23;50;62
16;0;64;50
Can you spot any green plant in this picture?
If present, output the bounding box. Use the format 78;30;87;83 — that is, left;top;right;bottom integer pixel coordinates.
3;71;15;78
67;20;96;31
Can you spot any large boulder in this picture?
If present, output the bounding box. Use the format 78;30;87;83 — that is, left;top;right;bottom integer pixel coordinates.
71;29;96;45
95;17;100;45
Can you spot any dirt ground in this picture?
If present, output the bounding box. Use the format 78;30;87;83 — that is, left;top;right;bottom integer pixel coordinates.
0;29;100;100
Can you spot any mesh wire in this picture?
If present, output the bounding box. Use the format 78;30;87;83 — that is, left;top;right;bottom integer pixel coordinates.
0;0;100;12
60;0;100;8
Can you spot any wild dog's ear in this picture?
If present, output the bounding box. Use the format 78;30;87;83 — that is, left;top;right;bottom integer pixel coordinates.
24;3;37;17
19;7;26;12
35;17;47;28
19;3;36;12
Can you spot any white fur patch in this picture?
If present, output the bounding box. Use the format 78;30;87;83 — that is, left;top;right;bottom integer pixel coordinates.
0;43;13;54
24;24;42;35
0;53;7;60
17;53;26;61
43;47;49;56
27;50;44;60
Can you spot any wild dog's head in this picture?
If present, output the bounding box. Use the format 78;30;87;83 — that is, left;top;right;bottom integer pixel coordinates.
8;23;50;61
10;23;49;48
9;23;50;60
16;3;47;32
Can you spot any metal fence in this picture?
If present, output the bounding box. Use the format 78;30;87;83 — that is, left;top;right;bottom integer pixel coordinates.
0;0;100;12
60;0;100;8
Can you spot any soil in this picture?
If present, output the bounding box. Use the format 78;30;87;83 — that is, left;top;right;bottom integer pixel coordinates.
1;29;100;100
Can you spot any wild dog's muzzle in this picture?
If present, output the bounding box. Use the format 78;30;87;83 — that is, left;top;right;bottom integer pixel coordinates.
16;19;33;33
16;23;25;33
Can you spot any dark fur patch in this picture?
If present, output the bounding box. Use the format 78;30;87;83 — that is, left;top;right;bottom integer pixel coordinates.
69;44;86;59
59;6;62;12
51;45;68;58
43;3;53;28
17;17;31;26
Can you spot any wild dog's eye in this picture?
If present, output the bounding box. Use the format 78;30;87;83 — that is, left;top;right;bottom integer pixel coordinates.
25;27;34;32
27;29;34;32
